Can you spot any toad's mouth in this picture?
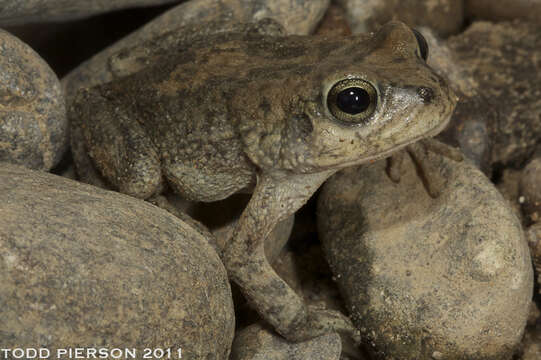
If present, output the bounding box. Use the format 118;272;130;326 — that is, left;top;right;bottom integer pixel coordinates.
331;111;453;171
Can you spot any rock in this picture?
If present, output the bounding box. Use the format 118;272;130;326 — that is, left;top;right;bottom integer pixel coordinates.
465;0;541;23
0;163;234;359
421;28;476;98
521;301;541;360
436;94;494;175
317;154;533;359
495;168;523;221
61;0;330;99
527;302;540;327
522;326;541;360
520;155;541;223
527;222;541;294
314;3;352;37
0;0;180;26
3;6;172;79
230;323;341;360
421;28;494;175
0;29;67;171
447;21;541;166
336;0;464;37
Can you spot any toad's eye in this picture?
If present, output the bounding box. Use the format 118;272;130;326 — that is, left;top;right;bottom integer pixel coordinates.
412;28;428;61
327;79;377;124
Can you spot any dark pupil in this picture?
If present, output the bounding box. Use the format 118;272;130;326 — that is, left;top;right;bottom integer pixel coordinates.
336;87;370;115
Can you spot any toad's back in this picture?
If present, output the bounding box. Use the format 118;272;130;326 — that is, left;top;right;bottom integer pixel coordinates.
101;31;361;157
87;32;365;200
78;32;361;201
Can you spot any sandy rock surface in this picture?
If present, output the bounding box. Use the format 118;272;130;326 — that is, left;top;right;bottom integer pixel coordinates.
522;327;541;360
337;0;463;37
0;163;235;360
520;156;541;223
466;0;541;22
447;21;541;166
421;28;494;175
0;29;66;171
318;154;533;359
527;223;541;293
313;3;352;37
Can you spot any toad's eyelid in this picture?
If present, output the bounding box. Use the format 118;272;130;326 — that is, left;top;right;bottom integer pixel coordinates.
412;29;429;61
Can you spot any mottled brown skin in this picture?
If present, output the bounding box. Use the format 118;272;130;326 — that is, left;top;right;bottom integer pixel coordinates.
70;21;457;342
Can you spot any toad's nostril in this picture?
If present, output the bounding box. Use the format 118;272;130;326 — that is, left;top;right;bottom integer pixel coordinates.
417;87;434;104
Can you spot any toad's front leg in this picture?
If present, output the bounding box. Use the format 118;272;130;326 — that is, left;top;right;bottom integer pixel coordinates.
222;171;359;343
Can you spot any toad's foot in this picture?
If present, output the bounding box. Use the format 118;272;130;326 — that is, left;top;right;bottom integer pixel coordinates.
386;138;463;197
223;171;360;343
